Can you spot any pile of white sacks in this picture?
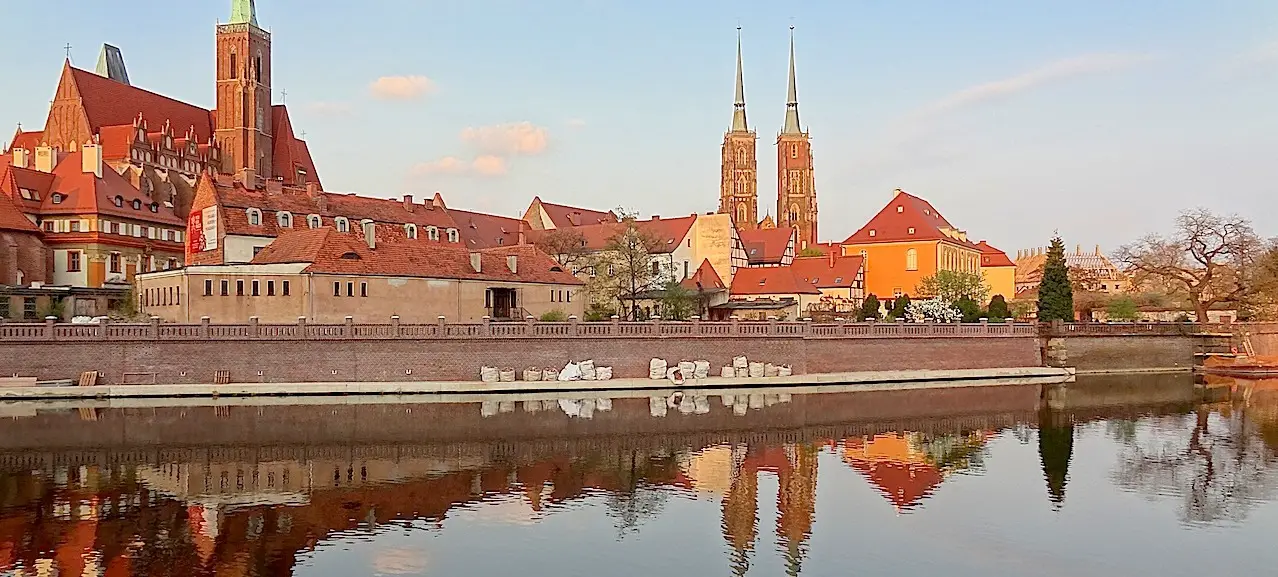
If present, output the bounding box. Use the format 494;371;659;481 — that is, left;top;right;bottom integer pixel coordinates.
480;397;614;419
481;360;613;383
720;356;793;379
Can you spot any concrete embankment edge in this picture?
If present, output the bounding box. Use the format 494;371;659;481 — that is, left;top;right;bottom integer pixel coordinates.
0;366;1073;401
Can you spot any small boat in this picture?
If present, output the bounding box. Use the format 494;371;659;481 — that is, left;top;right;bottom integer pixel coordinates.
1195;364;1278;378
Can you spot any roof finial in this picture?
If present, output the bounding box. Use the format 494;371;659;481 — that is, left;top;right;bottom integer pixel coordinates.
63;43;73;62
781;24;802;135
730;25;749;132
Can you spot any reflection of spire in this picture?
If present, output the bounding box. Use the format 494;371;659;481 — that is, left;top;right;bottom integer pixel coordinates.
776;443;817;576
1038;408;1075;510
722;445;758;576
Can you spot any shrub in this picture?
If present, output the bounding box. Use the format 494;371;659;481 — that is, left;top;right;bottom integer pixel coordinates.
987;295;1010;321
539;309;569;322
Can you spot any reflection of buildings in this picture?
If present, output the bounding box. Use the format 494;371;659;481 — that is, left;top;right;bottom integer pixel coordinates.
840;432;989;511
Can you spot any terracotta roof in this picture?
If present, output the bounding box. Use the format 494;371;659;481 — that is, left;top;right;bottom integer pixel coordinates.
7;130;44;153
0;163;56;215
789;254;864;288
681;259;726;292
449;208;524;250
252;228;582;285
530;215;697;254
536;198;618;228
97;125;137;160
2;151;183;225
739;227;794;265
0;192;38;233
213;180;460;238
729;266;821;296
846;459;943;510
843;189;975;247
270;105;322;187
976;241;1015;267
69;66;214;143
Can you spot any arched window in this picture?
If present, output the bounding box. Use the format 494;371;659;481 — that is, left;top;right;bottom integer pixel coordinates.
247;208;262;226
277;212;293;228
737;176;746;195
307;215;321;228
788;204;800;224
230;50;238;79
906;248;918;271
735;147;746;163
335;217;349;233
255;54;262;83
426;226;439;241
405;223;418;239
132;199;142;210
446;228;459;243
736;203;747;224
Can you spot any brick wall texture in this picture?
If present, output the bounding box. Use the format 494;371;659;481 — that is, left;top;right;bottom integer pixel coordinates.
0;335;1042;384
1054;335;1195;371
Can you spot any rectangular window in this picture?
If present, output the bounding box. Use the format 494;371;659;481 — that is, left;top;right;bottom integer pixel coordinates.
70;221;80;232
253;246;264;256
67;251;81;272
360;282;368;297
684;260;689;279
550;289;555;302
220;280;229;296
0;298;9;319
23;297;37;320
267;280;276;296
204;279;213;296
566;291;572;302
109;253;121;273
236;280;245;296
334;281;341;297
251;280;260;296
346;282;354;297
893;287;903;298
176;286;181;305
43;221;54;232
282;280;291;296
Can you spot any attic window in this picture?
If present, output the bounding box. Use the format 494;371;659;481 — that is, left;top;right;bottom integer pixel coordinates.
19;188;38;201
51;193;65;204
924;209;930;215
149;203;159;213
247;208;262;226
446;228;459;243
834;277;844;284
907;227;915;235
340;252;361;260
307;215;321;228
550;266;563;272
868;229;876;237
278;212;293;228
335;217;350;233
427;226;439;241
405;223;418;239
896;206;903;213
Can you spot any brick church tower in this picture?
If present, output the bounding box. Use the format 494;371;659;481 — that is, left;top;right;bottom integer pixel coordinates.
775;28;818;249
719;28;759;230
215;0;274;179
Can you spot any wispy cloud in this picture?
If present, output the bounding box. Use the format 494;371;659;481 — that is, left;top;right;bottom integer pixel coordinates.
409;155;507;178
1224;41;1278;75
912;52;1155;121
369;75;436;100
460;122;549;155
303;101;353;117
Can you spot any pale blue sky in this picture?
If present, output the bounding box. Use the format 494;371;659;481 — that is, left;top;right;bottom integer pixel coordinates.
2;0;1277;252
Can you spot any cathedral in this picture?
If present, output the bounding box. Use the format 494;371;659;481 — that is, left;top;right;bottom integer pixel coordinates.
719;27;818;250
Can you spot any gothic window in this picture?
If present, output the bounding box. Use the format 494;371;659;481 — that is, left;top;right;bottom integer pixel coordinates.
736;203;747;224
247;208;262;226
255;55;262;83
307;215;321;228
791;144;798;158
277;212;293;228
736;147;746;164
736;176;745;194
906;249;918;271
788;204;800;224
230;51;238;79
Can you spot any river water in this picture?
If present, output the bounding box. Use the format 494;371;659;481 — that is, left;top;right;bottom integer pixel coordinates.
1;373;1276;576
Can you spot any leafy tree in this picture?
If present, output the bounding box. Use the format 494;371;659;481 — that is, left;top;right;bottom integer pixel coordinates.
1106;296;1140;321
916;270;989;304
584;304;614;322
1037;236;1075;322
533;228;590;272
987;295;1010;321
887;294;911;320
658;280;696;321
859;294;882;322
539;309;568;322
955;297;983;323
797;247;826;258
584;214;661;320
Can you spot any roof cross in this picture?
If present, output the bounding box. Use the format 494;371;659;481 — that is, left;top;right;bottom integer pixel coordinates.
63;43;73;61
280;88;287;104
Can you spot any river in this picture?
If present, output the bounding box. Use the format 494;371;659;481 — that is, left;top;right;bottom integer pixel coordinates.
0;372;1275;576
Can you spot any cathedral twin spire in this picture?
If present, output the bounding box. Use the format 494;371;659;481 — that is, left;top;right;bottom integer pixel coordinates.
729;26;803;136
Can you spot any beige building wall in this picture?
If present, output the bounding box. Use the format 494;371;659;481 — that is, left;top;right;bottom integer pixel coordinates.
689;213;736;285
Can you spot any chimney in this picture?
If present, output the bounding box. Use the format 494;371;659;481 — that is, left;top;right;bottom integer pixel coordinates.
238;167;257;189
11;148;29;169
651;215;661;221
363;221;376;249
305;181;320;198
470;252;482;273
34;146;55;173
1075;244;1082;255
828;250;836;267
402;194;413;213
81;144;103;178
507;255;518;274
517;220;529;245
1095;244;1102;256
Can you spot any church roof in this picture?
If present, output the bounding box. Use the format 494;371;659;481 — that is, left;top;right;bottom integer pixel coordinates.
270;105;322;187
843;189;976;247
68;65;215;143
7;130;44;153
2;151;183;226
781;28;803;135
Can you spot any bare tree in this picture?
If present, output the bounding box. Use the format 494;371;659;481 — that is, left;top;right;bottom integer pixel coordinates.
533;228;589;272
1116;208;1269;321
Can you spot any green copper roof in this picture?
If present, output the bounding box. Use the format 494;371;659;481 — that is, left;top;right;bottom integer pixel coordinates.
229;0;259;27
781;27;803;135
731;27;749;132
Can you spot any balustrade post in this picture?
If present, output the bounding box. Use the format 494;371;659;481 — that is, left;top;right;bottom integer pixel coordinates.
525;315;535;336
651;315;661;336
150;316;161;340
691;315;702;335
437;316;447;337
249;316;260;338
482;315;492;337
569;315;580;336
44;316;57;341
344;316;354;338
730;315;740;336
980;318;988;334
200;316;211;339
896;317;905;335
297;316;307;340
391;315;401;338
610;315;620;336
767;316;778;336
802;317;812;336
98;317;110;340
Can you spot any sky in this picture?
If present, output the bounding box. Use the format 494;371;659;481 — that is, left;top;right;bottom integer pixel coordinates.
2;0;1277;254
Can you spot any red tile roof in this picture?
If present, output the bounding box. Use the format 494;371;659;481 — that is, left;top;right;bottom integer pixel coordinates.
450;208;524;250
0;192;38;233
270;106;322;187
252;228;582;285
97;125;137;160
976;241;1015;267
739;227;794;265
42;151;185;225
535;197;618;228
69;66;215;143
843;189;975;247
729;266;821;296
7;130;44;153
789;254;864;289
681;259;726;292
213;180;459;236
529;215;697;254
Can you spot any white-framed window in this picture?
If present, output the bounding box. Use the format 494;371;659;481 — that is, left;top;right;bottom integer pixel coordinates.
335;217;349;232
868;229;876;237
247;208;262;226
405;223;418;239
446;228;459;243
906;248;918;271
277;212;293;228
907;227;915;235
427;226;439;241
307;214;321;228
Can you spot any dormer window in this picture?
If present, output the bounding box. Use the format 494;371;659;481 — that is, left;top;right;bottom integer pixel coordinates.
427;226;439;241
896;206;904;213
307;214;321;228
446;228;459;243
112;196;123;207
340;252;361;260
247;208;262;226
405;223;418;239
278;212;293;228
335;217;349;233
149;203;159;213
51;193;65;204
131;199;142;210
18;188;39;201
924;209;931;216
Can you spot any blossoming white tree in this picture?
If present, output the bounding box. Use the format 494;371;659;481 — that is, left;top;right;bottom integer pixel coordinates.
906;298;962;323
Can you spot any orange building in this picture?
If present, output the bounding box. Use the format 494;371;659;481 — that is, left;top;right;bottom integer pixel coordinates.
976;240;1016;301
840;189;985;301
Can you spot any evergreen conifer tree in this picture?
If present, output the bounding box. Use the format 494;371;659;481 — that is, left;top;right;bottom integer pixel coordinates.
1037;236;1075;322
888;294;911;320
987;295;1010;321
859;294;881;321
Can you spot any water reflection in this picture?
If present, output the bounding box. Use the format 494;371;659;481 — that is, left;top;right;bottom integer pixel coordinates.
0;375;1276;576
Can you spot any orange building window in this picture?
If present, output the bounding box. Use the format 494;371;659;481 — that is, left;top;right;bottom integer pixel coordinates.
67;251;81;272
109;253;121;274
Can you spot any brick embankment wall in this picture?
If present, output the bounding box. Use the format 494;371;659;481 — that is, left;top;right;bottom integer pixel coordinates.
1041;336;1195;371
0;335;1042;385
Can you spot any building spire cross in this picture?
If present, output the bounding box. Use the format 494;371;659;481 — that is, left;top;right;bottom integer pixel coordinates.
781;25;802;135
731;26;749;132
63;43;73;61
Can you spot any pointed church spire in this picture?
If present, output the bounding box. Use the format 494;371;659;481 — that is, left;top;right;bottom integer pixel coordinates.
781;25;802;135
731;26;749;132
229;0;259;27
